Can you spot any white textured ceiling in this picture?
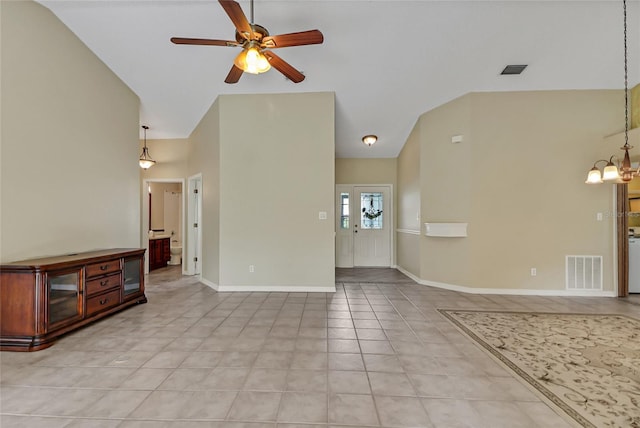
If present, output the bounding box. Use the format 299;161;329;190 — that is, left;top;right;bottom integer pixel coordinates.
38;0;640;158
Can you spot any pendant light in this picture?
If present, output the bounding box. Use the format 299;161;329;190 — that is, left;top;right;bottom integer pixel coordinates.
585;0;636;184
139;125;156;170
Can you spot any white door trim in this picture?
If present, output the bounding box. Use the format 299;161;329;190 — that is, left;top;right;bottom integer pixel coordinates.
187;173;203;277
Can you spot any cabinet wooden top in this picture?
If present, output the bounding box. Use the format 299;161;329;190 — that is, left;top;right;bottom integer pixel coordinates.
1;248;145;272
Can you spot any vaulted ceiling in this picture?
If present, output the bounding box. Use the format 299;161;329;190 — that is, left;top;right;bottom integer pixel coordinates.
38;0;640;158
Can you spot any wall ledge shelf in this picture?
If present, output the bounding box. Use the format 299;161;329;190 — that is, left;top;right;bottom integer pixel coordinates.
424;222;468;237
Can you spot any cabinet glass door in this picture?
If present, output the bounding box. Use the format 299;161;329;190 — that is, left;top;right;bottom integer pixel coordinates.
48;270;82;327
123;257;142;297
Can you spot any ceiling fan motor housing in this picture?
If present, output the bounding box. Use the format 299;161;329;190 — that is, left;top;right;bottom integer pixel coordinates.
236;24;269;44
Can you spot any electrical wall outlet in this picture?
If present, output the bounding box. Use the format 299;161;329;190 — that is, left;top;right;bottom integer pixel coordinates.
530;268;537;276
249;265;255;273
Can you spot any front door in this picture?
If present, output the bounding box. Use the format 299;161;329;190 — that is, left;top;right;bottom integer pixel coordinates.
335;185;392;268
353;186;391;266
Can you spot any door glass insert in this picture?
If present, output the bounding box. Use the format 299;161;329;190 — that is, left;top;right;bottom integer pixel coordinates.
340;192;350;229
49;272;80;325
361;192;383;229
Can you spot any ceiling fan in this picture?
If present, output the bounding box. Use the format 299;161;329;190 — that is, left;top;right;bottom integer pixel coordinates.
171;0;323;84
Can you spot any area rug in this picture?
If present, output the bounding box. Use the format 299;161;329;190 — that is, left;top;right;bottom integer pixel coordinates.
438;310;640;428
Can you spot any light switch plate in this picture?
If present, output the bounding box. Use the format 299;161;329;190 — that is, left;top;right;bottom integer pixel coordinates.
319;211;327;220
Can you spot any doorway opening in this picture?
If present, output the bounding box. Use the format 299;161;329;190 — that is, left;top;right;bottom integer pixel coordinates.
616;178;640;297
335;184;393;268
142;178;186;275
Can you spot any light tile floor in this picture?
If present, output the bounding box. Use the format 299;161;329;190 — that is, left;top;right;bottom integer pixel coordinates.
2;266;639;427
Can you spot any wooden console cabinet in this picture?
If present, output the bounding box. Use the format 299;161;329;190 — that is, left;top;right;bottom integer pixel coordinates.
0;248;147;351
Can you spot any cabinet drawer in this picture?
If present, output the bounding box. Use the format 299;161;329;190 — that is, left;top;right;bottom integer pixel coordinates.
86;289;121;315
86;273;121;296
85;260;121;278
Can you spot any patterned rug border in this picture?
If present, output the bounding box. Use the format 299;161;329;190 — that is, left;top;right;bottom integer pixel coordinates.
437;309;640;428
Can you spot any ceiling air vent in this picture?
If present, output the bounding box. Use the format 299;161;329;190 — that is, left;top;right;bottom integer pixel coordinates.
500;65;527;75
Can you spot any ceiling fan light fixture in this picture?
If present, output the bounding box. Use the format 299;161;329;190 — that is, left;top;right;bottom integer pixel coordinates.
362;135;378;147
234;43;270;74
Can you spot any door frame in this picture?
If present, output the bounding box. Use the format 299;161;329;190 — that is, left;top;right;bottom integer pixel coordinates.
186;173;203;277
142;178;186;275
335;184;394;268
616;184;629;297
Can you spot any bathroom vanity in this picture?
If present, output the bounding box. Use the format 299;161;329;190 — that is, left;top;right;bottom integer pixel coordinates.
149;236;171;271
0;248;146;351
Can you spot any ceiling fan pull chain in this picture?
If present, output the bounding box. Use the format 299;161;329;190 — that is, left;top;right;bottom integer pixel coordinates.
250;0;254;25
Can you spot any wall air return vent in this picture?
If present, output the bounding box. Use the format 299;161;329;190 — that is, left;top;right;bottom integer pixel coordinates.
566;255;603;291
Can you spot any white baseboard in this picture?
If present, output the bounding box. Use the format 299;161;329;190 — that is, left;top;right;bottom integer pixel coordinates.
199;277;219;291
395;266;617;297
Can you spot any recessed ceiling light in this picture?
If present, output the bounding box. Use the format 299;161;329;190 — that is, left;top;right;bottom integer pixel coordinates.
500;65;528;75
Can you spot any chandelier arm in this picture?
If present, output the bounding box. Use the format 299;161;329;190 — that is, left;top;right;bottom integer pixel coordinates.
593;159;611;168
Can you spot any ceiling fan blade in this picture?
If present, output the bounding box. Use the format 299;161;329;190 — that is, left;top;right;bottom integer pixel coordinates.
264;51;305;83
171;37;239;47
262;30;323;48
219;0;253;40
224;64;244;84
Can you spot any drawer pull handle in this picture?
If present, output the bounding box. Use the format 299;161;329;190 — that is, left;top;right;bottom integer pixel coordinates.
100;280;109;286
100;298;109;305
100;265;109;271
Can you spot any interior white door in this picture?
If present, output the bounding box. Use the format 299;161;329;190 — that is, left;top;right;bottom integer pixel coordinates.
188;175;202;275
335;186;353;267
353;186;391;267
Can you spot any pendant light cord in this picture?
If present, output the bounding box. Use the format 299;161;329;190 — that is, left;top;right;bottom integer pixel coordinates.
624;0;629;148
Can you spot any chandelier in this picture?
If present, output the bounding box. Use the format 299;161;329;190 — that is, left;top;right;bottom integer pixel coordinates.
586;0;635;184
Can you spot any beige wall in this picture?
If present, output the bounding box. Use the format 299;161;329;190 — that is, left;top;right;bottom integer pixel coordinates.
1;1;140;262
468;91;618;291
419;94;473;286
396;123;421;276
188;100;221;285
141;139;190;180
335;158;397;185
218;92;335;289
409;90;620;292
